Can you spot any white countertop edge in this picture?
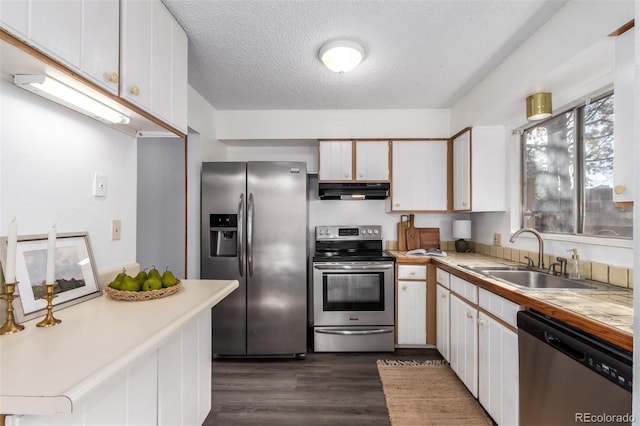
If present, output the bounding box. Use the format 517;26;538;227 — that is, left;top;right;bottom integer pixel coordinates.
0;279;239;416
0;396;71;416
65;279;238;409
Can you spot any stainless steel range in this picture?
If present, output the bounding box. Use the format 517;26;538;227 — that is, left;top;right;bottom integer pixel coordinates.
312;225;395;352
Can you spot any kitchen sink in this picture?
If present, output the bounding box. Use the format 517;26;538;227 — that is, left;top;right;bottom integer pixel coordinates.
460;264;599;290
484;270;597;290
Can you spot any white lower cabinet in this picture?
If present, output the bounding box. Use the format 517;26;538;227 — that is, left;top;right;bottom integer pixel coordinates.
9;309;212;426
449;293;478;398
436;283;450;361
444;276;520;425
397;280;427;345
478;312;519;426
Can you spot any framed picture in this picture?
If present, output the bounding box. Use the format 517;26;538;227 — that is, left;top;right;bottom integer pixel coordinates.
0;232;101;323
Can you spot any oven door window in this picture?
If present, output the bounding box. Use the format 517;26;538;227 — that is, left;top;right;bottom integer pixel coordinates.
323;272;384;311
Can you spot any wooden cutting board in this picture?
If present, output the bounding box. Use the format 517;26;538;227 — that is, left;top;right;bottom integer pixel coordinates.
406;227;440;250
397;215;411;251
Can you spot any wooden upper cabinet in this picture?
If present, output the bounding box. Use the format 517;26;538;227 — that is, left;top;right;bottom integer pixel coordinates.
0;0;120;95
318;140;390;182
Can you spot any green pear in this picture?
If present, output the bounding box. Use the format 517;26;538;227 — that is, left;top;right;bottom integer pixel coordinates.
120;275;141;292
148;265;162;280
142;277;163;291
134;270;148;284
161;268;178;288
110;268;126;290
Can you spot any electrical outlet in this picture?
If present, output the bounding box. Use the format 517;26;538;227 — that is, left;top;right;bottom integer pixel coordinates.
111;219;121;241
493;232;501;246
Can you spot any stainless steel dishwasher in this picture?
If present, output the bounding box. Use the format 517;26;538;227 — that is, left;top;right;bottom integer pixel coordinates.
518;310;632;426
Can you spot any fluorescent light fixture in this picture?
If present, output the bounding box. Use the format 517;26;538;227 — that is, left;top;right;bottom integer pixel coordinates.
319;40;365;73
526;92;552;121
13;74;130;125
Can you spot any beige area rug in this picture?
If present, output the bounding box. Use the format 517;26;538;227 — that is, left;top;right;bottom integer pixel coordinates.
377;360;493;426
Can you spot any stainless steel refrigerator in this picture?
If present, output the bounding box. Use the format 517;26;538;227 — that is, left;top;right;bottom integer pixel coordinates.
201;162;308;357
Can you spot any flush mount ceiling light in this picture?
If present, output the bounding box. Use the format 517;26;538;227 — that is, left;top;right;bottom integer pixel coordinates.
319;40;365;73
526;92;552;121
13;74;130;125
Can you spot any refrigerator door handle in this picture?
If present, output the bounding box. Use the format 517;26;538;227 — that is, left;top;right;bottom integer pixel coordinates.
238;194;245;277
247;192;255;276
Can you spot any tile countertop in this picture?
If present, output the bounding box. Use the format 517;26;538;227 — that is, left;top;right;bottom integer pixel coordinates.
388;250;633;352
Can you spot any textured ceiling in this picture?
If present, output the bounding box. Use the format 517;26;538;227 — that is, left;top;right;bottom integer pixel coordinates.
163;0;568;110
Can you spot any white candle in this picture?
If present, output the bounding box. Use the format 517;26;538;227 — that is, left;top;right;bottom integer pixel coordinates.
46;224;56;284
5;217;17;283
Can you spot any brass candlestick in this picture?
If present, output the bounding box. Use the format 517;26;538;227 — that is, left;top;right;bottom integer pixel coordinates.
36;283;61;327
0;282;25;335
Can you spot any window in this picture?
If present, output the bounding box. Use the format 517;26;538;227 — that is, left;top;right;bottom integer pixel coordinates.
522;92;633;239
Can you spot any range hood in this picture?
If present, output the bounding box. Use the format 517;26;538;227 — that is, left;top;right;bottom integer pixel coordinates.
318;182;390;200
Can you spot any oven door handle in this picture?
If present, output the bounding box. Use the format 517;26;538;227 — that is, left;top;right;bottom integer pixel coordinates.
313;264;394;271
315;328;394;336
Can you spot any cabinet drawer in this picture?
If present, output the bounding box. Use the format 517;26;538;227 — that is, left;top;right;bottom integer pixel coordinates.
479;288;520;329
450;275;477;304
398;265;427;280
436;267;450;288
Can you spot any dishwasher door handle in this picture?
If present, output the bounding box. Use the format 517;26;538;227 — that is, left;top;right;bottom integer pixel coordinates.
545;331;586;362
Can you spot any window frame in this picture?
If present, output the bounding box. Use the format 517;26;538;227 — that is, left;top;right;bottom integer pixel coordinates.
520;90;632;241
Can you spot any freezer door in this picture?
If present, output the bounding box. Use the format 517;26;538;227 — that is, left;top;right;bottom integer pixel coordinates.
201;162;248;355
247;162;308;355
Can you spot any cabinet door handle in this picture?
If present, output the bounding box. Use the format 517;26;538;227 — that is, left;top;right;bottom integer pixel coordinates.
466;311;473;319
614;185;626;195
441;293;446;298
130;86;140;96
477;318;484;326
108;72;119;83
410;271;416;276
401;285;407;290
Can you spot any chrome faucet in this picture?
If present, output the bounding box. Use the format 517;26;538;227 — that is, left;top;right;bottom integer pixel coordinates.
509;228;544;269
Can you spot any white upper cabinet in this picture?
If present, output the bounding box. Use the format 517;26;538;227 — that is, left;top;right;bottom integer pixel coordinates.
452;129;471;211
355;140;390;181
121;0;153;112
613;28;635;203
318;140;353;181
121;0;188;132
319;140;390;182
0;0;119;94
390;140;448;211
452;126;506;212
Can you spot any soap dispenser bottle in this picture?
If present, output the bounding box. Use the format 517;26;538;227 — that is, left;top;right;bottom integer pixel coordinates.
566;248;583;280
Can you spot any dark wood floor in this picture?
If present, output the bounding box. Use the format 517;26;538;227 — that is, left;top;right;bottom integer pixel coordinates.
205;348;443;426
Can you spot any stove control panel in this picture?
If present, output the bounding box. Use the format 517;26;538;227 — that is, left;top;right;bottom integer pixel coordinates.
315;225;382;240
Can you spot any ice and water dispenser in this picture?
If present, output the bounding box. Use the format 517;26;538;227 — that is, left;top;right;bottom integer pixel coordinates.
209;214;237;257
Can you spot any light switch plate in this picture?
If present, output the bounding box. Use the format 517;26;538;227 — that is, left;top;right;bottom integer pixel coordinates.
111;219;121;240
493;233;502;246
93;173;107;197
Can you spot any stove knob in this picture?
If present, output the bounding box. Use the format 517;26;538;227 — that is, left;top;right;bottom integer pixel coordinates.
373;229;379;234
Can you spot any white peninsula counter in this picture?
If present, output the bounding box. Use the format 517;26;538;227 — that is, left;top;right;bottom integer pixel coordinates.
0;279;238;426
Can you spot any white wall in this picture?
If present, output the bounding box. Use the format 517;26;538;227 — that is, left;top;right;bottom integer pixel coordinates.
216;109;451;140
0;79;137;270
188;86;227;161
451;0;635;268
